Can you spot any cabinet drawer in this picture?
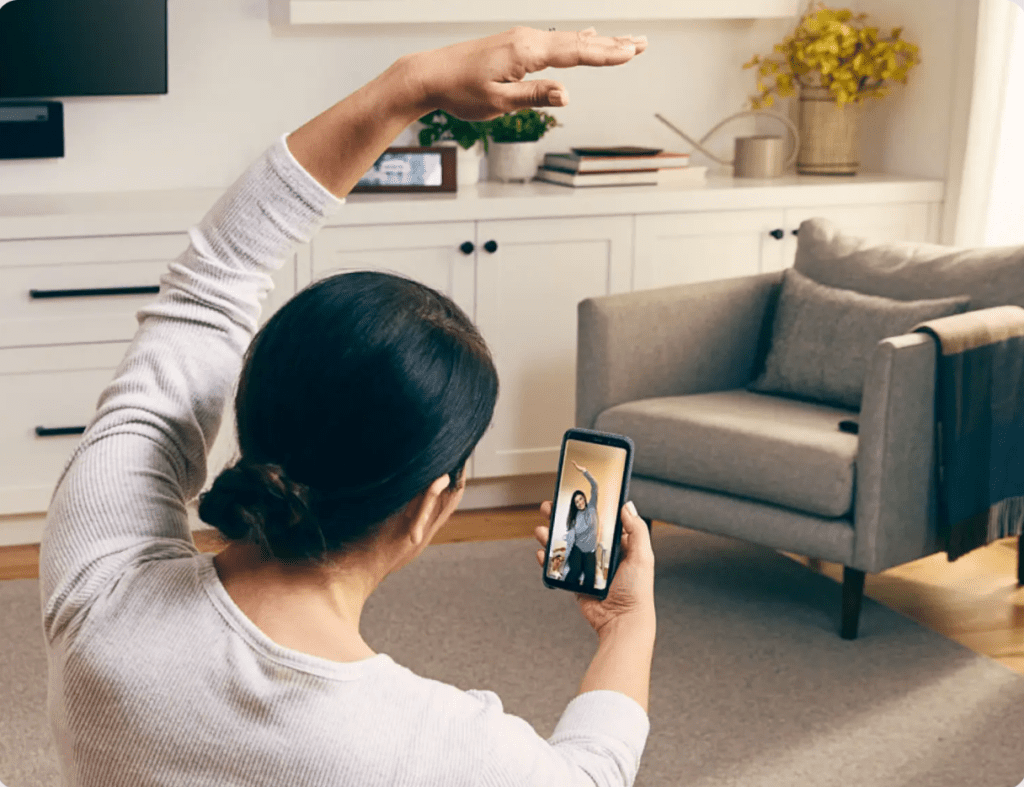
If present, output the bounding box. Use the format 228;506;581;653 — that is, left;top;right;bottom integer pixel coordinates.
0;234;189;348
0;343;128;515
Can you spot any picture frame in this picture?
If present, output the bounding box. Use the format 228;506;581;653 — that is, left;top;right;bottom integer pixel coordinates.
351;146;457;193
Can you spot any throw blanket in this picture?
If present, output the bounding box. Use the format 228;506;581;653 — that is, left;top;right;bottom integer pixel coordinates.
914;306;1024;561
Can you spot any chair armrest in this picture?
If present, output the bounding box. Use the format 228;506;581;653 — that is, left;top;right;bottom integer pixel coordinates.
576;271;784;430
854;332;940;573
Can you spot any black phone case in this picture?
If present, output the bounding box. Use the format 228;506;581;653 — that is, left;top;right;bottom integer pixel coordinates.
542;427;634;600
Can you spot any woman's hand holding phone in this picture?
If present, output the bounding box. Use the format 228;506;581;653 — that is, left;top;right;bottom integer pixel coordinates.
535;500;656;637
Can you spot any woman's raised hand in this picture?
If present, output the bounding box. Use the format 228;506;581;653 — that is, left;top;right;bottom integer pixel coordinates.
404;27;647;121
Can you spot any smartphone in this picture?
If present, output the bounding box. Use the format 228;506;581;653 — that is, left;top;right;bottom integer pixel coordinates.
542;428;634;600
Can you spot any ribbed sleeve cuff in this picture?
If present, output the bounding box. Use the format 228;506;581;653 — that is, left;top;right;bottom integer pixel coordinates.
271;132;347;214
551;689;650;762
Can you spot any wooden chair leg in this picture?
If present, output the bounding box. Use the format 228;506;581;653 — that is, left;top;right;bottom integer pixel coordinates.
841;567;866;640
1018;535;1023;586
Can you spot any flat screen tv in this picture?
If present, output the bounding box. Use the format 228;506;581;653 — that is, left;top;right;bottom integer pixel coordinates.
0;0;168;99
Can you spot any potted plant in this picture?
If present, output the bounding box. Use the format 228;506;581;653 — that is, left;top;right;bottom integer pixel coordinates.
417;110;490;185
486;109;560;183
744;3;920;175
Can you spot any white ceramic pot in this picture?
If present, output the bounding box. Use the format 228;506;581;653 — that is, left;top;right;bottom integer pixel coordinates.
487;141;542;183
438;140;484;185
457;141;485;185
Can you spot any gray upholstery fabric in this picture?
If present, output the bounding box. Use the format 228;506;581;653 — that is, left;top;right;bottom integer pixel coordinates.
627;475;856;566
795;217;1024;310
576;272;783;431
854;333;942;573
595;389;859;519
749;268;970;410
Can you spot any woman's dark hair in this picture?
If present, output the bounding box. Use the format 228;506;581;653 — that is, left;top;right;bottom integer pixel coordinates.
198;270;498;563
566;490;587;530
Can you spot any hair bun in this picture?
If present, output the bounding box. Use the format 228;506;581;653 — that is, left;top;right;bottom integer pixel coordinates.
198;460;317;549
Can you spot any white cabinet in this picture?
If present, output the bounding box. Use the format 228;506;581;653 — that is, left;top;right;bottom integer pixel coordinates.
310;221;477;320
307;215;633;479
0;174;947;534
0;343;128;514
271;0;802;25
633;210;786;290
633;202;937;287
0;234;188;348
0;232;296;518
472;216;632;477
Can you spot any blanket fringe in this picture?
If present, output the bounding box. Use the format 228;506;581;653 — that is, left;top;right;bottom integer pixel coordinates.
989;496;1024;542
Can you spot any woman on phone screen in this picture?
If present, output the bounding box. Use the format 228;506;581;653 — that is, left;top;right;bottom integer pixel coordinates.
38;26;656;787
560;460;601;587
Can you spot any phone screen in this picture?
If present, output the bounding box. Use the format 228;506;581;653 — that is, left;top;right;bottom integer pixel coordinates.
545;436;629;593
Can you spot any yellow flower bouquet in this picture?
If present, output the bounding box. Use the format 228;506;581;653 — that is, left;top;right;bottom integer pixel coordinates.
745;3;921;108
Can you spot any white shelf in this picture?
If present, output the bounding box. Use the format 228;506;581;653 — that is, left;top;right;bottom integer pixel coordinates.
270;0;801;26
0;173;944;239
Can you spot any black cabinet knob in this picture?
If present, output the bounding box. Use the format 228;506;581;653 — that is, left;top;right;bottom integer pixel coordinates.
483;240;498;253
792;229;800;236
769;229;785;240
459;241;474;255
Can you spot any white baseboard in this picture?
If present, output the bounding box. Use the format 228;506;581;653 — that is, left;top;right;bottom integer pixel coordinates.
459;473;555;510
0;475;556;547
0;513;47;548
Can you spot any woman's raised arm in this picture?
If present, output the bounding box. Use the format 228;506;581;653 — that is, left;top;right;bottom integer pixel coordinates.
286;27;646;198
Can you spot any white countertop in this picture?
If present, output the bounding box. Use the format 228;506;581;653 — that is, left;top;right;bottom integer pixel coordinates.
0;172;945;240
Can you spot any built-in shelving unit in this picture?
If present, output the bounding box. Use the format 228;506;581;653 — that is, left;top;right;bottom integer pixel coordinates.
269;0;802;26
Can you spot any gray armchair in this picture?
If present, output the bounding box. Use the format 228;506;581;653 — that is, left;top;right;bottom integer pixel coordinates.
576;218;1024;638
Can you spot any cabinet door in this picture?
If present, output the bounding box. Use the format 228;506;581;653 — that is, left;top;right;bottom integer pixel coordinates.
633;210;787;291
0;343;129;515
0;234;294;349
311;222;476;318
306;221;479;477
472;216;632;478
781;203;934;270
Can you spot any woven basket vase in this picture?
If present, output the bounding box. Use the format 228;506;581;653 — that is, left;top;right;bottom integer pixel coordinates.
797;85;861;175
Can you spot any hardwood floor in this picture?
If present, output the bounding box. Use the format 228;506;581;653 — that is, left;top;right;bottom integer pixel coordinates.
4;507;1024;676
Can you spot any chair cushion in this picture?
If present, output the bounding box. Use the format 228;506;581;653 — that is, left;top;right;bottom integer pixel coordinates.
749;267;969;410
595;389;860;519
795;217;1024;310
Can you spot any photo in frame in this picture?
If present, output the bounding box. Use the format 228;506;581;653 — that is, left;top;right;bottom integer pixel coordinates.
351;146;457;193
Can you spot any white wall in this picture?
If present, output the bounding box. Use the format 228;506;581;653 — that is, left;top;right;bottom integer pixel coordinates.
0;0;964;196
0;3;786;195
853;0;960;181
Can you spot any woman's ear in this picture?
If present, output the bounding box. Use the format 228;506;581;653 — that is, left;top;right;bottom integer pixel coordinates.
406;474;454;547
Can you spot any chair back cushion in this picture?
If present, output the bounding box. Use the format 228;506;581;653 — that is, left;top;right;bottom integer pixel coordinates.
794;217;1024;310
749;268;969;410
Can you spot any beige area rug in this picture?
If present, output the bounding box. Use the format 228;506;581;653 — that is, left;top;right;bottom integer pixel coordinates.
3;526;1024;786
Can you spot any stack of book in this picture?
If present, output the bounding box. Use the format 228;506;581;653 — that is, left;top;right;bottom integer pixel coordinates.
535;148;707;188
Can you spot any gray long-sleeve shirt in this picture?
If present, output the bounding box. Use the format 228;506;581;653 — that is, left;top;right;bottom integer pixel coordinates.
572;468;600;553
38;133;649;787
559;469;600;580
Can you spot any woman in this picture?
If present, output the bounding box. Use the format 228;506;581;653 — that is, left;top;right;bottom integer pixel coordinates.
560;461;601;587
39;26;655;787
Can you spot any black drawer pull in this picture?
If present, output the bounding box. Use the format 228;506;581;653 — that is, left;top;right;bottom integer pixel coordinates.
483;240;498;253
29;285;160;299
35;425;87;437
459;241;475;255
